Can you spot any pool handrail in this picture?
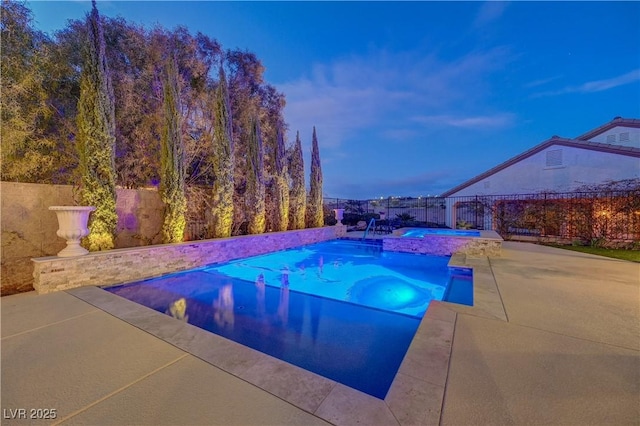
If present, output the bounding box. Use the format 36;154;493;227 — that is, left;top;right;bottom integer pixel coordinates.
362;218;376;240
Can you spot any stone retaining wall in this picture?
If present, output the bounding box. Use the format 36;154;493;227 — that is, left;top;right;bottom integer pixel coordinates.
32;226;347;294
383;232;502;257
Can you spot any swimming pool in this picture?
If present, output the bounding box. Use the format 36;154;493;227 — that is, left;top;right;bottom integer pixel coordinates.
205;239;453;317
401;228;481;238
106;239;472;398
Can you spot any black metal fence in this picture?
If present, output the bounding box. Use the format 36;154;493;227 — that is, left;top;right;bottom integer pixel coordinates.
324;197;447;227
325;189;640;243
184;190;639;244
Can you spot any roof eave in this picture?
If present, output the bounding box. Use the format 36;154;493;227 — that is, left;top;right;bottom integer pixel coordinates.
440;138;640;197
576;117;640;141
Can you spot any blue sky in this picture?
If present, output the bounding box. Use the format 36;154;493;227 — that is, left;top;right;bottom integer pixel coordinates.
28;1;640;199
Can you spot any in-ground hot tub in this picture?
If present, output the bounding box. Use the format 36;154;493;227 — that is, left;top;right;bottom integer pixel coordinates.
400;228;481;238
385;228;502;257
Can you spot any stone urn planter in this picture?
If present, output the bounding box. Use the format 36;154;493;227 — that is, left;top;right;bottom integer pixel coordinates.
333;208;345;225
49;206;96;257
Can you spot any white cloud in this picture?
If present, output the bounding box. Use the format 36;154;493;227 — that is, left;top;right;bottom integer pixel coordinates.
380;128;419;142
277;46;518;199
279;46;512;150
411;113;515;129
281;78;388;149
473;1;509;28
524;75;562;88
578;69;640;92
532;68;640;97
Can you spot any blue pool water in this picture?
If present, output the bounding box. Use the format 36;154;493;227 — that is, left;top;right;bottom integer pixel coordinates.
402;228;481;238
443;268;474;306
105;239;472;398
206;239;451;317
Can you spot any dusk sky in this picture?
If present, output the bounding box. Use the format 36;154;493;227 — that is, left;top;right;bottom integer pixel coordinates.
28;1;640;199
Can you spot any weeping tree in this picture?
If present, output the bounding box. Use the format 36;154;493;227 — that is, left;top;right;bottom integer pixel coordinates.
159;55;186;243
211;65;234;237
272;122;289;232
307;126;323;228
246;115;266;234
288;131;306;230
76;1;118;250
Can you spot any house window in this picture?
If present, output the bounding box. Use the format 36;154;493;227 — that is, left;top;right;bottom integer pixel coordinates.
619;132;630;142
545;149;563;167
606;134;616;143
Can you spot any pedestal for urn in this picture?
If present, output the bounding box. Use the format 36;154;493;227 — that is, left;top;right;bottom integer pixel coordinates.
49;206;96;257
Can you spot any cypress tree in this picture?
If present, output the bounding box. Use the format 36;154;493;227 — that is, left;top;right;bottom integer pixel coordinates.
246;115;266;234
211;66;234;237
307;126;324;228
288;131;306;230
273;122;289;232
76;1;117;251
159;55;186;243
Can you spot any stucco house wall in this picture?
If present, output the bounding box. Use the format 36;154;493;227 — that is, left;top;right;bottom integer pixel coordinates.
441;118;640;229
580;124;640;148
448;145;640;197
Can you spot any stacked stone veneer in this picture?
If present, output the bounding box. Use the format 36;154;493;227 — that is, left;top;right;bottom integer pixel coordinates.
32;225;347;294
383;232;502;257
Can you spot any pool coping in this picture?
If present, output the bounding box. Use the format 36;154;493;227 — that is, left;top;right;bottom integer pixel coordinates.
65;286;456;425
64;251;505;425
445;253;508;322
392;227;502;240
7;242;638;424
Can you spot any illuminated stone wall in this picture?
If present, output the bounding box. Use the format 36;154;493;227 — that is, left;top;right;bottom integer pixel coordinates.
32;225;347;294
383;232;502;257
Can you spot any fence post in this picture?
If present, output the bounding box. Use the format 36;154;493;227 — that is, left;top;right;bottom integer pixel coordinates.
424;198;428;224
475;195;479;228
543;192;547;236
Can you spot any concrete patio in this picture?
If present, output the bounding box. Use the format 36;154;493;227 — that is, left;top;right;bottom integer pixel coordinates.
1;242;638;425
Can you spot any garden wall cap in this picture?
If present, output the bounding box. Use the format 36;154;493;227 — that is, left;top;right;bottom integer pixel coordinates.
49;206;96;211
